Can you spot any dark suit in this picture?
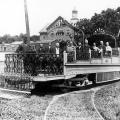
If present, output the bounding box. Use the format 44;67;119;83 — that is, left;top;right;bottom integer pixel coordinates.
38;47;45;53
76;46;83;60
82;44;90;60
83;44;90;53
46;46;54;54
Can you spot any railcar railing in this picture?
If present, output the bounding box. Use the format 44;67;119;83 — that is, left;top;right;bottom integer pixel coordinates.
5;53;63;76
5;54;24;74
65;47;120;64
76;52;90;60
112;48;119;56
0;73;33;91
91;51;101;58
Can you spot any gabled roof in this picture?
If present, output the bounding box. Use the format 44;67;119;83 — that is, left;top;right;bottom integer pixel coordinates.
47;16;75;30
40;23;50;33
40;16;75;33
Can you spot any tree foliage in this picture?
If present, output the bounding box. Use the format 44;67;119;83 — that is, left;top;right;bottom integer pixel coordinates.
77;7;120;37
76;7;120;46
0;33;39;44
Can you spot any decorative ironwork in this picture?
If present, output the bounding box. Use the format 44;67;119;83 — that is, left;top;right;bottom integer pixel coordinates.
94;28;105;35
112;48;119;56
5;53;63;76
76;52;90;61
67;52;75;62
91;50;101;58
0;74;33;91
68;48;120;62
5;54;24;74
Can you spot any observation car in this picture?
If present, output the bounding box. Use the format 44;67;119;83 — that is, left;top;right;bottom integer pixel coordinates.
0;46;120;93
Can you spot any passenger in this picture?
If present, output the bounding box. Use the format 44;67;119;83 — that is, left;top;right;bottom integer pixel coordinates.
38;44;45;53
53;42;63;74
76;42;83;60
84;39;90;53
76;42;83;52
46;43;53;54
92;42;100;58
52;42;62;57
67;41;76;62
92;43;99;52
83;39;91;60
67;41;75;52
98;41;106;56
105;42;112;57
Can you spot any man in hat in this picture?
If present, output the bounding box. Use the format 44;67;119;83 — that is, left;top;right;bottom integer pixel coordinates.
38;43;45;53
83;39;91;60
76;42;83;60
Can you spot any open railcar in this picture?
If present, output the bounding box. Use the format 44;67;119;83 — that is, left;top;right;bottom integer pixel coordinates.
0;47;120;93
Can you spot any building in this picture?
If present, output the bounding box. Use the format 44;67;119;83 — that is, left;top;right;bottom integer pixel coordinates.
39;9;79;44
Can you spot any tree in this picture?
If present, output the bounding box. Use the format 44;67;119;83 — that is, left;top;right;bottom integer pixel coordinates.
75;19;93;44
30;35;39;42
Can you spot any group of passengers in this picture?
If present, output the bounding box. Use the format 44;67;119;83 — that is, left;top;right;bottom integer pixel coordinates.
92;41;112;56
37;42;63;57
37;39;112;60
76;39;112;59
36;42;63;74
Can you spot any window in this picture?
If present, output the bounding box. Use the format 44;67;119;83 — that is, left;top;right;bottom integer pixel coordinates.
56;30;64;36
43;36;45;39
51;32;54;37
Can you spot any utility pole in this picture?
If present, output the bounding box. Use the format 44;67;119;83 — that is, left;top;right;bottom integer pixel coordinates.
24;0;30;44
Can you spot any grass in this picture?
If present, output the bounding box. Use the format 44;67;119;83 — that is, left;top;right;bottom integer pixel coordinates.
94;82;120;120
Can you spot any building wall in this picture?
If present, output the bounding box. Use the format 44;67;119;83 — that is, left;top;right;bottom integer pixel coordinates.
40;33;49;41
40;26;74;42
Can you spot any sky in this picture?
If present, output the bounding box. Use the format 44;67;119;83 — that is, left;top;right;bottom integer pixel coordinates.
0;0;119;36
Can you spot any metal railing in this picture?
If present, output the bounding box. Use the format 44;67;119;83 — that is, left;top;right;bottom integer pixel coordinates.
66;48;120;63
5;53;63;76
76;52;90;60
0;73;33;91
112;48;119;56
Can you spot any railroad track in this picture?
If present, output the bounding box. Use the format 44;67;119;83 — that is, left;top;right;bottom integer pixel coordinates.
0;79;119;120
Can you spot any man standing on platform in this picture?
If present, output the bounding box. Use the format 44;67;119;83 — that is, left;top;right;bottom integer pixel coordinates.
52;42;63;74
84;39;90;53
76;42;83;60
83;39;91;60
38;44;45;53
99;41;106;56
52;42;61;57
47;43;54;54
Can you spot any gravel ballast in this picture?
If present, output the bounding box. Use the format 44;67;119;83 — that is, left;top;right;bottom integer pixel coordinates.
0;81;120;120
